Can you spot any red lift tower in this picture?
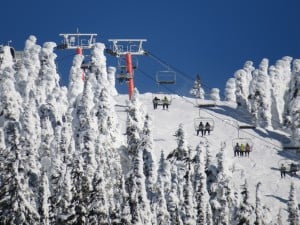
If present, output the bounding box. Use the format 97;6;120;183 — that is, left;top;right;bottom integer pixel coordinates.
107;39;147;99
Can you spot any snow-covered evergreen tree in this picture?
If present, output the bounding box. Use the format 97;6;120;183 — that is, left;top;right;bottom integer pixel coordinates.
209;144;237;225
124;90;152;225
234;180;254;225
107;66;118;96
190;74;205;99
193;143;211;225
166;124;191;224
141;114;157;203
248;58;272;128
269;56;292;128
182;159;196;225
287;182;299;225
224;78;236;102
156;151;171;225
254;182;272;225
234;61;254;108
210;88;220;101
285;59;300;145
0;122;40;224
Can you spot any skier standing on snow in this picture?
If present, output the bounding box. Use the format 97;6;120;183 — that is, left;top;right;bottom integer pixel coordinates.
280;164;286;178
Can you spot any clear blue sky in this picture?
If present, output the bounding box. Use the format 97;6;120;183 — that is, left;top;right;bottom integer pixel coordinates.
1;0;300;97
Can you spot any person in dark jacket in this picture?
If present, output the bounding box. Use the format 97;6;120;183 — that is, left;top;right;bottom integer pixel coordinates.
197;122;204;137
204;122;211;135
153;96;160;109
234;143;240;157
280;164;286;178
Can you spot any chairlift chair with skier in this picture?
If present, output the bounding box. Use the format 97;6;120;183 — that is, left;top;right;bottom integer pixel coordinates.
194;117;214;135
232;138;253;151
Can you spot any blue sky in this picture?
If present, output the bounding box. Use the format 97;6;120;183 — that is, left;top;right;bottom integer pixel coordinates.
1;0;300;97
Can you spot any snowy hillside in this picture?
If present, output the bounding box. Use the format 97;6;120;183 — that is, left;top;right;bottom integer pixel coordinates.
0;36;299;224
115;92;300;223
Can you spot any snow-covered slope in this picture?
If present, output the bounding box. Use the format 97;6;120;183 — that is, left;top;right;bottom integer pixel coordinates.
115;92;300;221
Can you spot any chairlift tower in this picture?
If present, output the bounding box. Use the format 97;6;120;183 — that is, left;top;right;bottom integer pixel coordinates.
107;39;147;99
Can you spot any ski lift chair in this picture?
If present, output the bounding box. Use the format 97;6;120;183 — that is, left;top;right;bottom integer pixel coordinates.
152;93;173;106
232;138;253;151
156;71;176;85
194;117;215;133
116;72;131;84
238;125;256;129
196;99;216;108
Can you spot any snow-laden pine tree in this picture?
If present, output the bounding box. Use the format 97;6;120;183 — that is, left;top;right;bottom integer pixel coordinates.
182;147;196;225
287;182;299;225
269;57;292;128
0;45;41;224
234;61;254;108
224;78;236;102
234;179;254;225
107;66;118;96
166;124;190;224
254;182;272;225
140;114;157;204
209;143;237;225
193;143;211;225
156;151;171;225
89;43;125;222
66;74;98;224
36;42;61;103
124;90;153;225
210;88;220;101
248;58;272;128
285;59;300;145
0;121;40;224
19;36;41;102
190;74;205;99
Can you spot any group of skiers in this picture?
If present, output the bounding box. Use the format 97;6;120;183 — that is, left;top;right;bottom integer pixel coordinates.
153;96;170;110
280;163;298;178
196;122;211;137
234;142;251;157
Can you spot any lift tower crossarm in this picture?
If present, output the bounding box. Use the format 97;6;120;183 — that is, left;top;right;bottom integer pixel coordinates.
108;39;147;56
59;33;97;49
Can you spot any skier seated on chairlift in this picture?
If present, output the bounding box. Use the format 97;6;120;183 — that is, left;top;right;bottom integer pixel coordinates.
152;96;160;110
204;122;211;135
162;96;169;110
240;143;245;157
245;143;251;157
234;143;240;157
197;122;204;137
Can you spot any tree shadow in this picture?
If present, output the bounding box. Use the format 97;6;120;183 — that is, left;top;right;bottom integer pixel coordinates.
265;194;288;205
